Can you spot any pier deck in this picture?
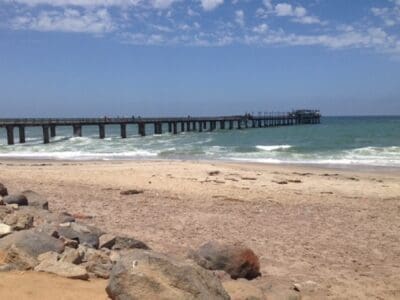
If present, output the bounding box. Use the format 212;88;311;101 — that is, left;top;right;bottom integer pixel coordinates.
0;110;320;145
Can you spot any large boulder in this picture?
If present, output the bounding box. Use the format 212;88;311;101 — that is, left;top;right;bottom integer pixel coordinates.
57;222;103;248
3;194;28;206
0;230;64;258
21;190;49;210
189;241;261;280
0;183;8;197
0;229;64;271
106;249;230;300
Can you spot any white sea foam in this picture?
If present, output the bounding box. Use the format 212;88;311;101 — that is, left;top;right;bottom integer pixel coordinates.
0;150;158;160
256;145;292;151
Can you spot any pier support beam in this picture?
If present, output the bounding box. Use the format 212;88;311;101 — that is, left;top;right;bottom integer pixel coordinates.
42;125;50;144
173;122;178;134
50;125;56;138
252;120;256;128
210;121;216;131
237;120;242;129
192;121;197;131
99;124;105;139
6;126;14;145
220;120;225;130
73;125;82;137
18;126;25;143
198;121;202;132
138;123;146;136
186;121;191;132
181;122;185;132
168;122;172;133
121;124;127;138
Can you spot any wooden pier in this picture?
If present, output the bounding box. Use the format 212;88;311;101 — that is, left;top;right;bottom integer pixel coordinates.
0;110;320;145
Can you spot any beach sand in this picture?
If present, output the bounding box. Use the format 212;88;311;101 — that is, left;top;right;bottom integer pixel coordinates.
0;159;399;299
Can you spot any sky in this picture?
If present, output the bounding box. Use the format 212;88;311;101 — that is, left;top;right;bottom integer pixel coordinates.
0;0;400;117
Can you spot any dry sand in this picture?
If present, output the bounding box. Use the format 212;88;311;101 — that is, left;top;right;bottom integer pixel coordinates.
0;159;400;299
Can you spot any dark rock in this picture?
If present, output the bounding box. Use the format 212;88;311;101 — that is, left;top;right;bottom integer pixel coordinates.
21;190;49;210
0;183;8;197
120;189;144;195
112;236;150;251
106;249;230;300
57;222;103;248
0;230;64;258
3;194;28;206
189;241;261;280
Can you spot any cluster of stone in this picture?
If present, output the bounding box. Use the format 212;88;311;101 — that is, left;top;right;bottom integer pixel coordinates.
0;182;265;300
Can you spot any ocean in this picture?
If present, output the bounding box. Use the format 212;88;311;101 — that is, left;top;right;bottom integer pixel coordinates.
0;116;399;167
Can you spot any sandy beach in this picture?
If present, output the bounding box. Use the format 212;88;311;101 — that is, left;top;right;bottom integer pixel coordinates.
1;159;400;299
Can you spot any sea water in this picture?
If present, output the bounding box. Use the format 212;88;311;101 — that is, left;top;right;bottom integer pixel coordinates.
0;116;399;167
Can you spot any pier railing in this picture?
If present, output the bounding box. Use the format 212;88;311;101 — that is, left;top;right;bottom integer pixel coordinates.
0;110;321;145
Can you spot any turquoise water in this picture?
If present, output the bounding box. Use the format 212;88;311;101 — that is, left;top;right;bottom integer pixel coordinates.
0;116;399;167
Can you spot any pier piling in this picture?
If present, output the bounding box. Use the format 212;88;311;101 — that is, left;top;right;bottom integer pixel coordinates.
18;126;25;143
42;125;50;144
6;126;14;145
73;125;82;137
50;125;56;138
121;124;127;138
99;124;105;139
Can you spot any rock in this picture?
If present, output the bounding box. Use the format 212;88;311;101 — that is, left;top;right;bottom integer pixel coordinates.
60;247;82;264
223;280;266;300
109;251;121;263
0;230;64;258
3;212;34;231
3;194;28;206
35;259;89;280
86;261;112;279
0;197;4;206
99;233;116;249
57;222;103;248
0;223;12;238
38;251;60;262
0;183;8;197
21;190;49;210
6;204;19;210
120;189;144;195
106;249;230;300
59;236;79;248
189;241;261;280
77;247;112;278
293;280;318;293
112;236;150;251
0;244;39;270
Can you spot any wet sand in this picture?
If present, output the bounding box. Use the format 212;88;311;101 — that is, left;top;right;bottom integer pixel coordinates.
1;159;400;299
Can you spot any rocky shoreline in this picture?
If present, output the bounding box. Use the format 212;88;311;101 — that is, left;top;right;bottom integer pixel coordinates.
0;182;290;300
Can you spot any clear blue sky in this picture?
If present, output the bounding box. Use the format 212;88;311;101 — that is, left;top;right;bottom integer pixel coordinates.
0;0;399;117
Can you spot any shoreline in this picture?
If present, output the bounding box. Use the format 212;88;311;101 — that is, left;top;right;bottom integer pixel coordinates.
1;157;400;174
